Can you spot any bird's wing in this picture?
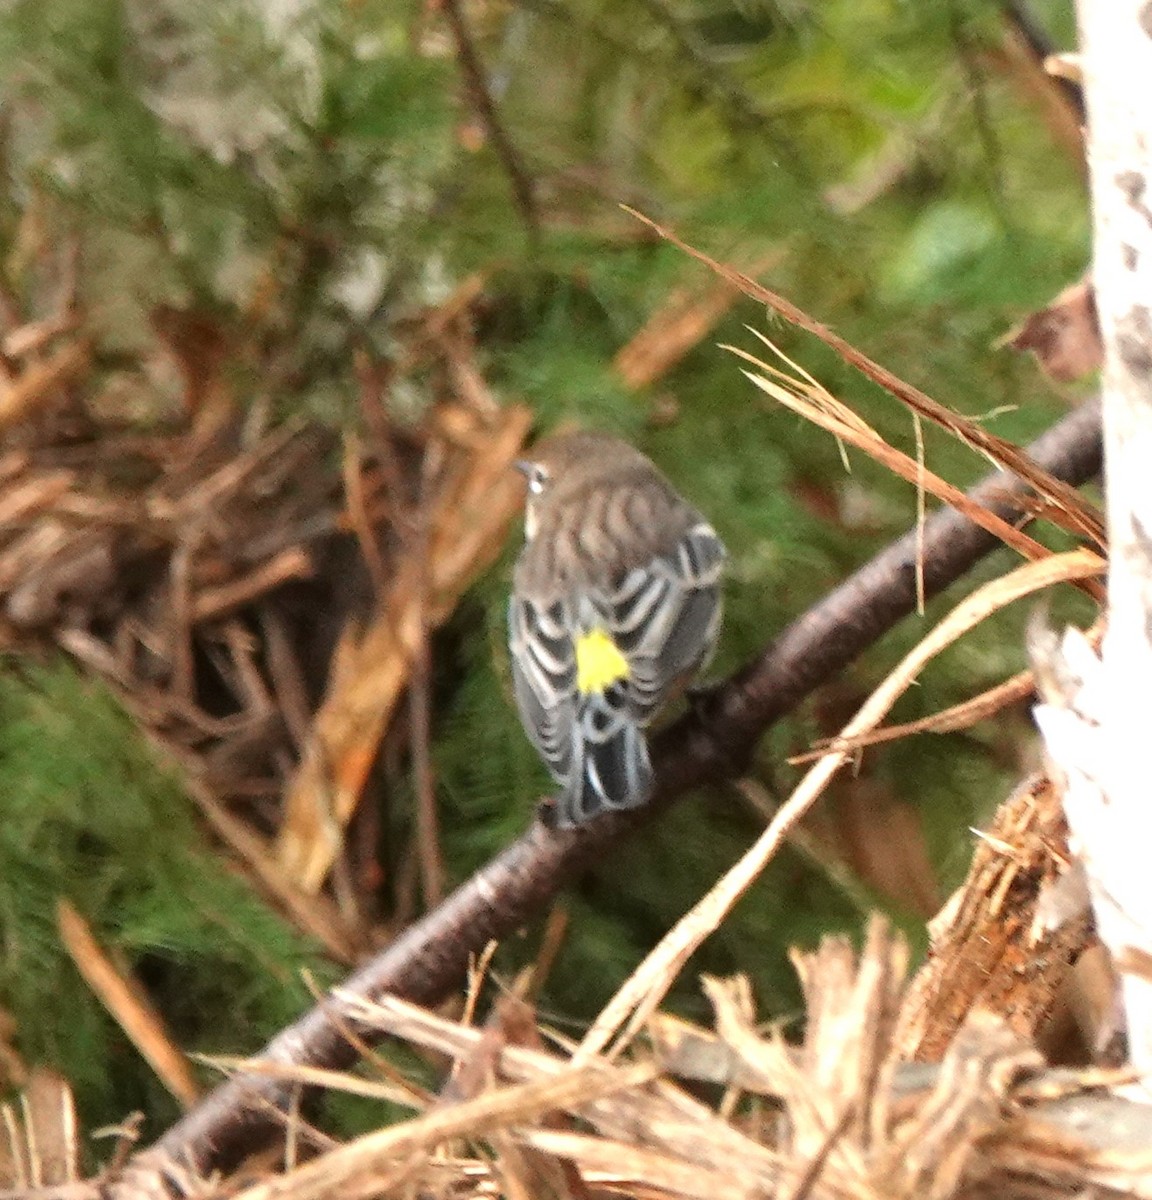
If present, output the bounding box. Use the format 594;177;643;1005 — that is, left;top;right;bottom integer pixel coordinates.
564;689;652;825
507;592;578;785
609;520;726;722
508;518;724;824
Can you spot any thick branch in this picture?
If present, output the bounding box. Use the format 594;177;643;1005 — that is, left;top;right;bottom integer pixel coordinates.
133;399;1102;1183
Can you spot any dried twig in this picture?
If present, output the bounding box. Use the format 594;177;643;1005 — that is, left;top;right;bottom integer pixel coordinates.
613;251;785;391
730;335;1104;600
190;548;314;624
184;779;360;965
790;667;1038;761
627;208;1105;548
56;901;201;1110
408;456;444;909
0;341;91;431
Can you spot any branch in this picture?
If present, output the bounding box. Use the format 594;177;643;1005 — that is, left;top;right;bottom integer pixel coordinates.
121;398;1103;1187
441;0;540;236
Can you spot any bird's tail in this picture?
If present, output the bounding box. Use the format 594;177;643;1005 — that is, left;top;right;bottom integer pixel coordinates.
553;695;654;828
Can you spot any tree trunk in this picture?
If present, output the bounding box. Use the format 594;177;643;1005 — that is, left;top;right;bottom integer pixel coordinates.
1035;0;1152;1087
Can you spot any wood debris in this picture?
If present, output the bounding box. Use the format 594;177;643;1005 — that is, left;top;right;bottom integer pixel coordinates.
896;773;1091;1062
24;912;1139;1200
0;285;530;961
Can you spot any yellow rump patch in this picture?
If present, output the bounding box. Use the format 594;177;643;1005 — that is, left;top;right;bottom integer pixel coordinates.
575;628;630;694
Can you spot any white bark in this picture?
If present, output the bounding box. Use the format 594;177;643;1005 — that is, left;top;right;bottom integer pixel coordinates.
1034;0;1152;1088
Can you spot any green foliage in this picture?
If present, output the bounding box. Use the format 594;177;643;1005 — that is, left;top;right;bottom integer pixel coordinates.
0;662;334;1127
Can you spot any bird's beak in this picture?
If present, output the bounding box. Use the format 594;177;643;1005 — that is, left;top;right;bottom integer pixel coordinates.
513;459;533;478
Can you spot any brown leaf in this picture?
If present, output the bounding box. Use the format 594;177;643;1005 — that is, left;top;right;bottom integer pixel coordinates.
1004;278;1103;382
149;304;235;436
829;780;941;919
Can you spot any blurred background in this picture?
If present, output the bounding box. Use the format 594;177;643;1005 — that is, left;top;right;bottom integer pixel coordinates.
0;0;1097;1137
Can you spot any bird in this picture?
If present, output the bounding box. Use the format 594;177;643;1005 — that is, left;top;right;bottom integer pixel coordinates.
507;431;725;827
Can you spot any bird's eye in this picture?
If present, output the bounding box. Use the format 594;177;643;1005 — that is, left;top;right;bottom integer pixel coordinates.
527;465;550;495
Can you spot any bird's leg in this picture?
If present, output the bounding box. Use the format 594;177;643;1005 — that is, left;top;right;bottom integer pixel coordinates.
534;794;561;829
684;678;725;721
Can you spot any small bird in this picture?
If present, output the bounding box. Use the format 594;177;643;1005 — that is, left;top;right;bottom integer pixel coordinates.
508;431;725;827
